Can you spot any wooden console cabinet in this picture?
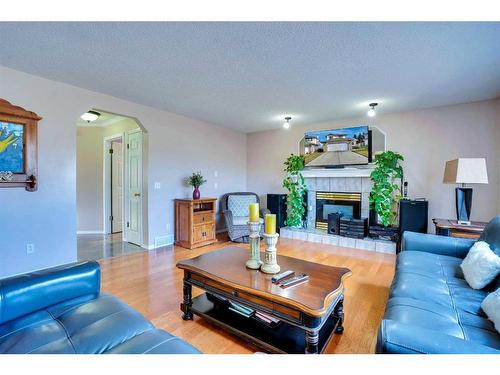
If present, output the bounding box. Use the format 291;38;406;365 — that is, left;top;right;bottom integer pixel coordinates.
175;198;217;249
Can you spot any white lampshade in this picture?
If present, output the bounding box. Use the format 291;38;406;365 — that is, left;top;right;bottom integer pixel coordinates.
443;158;488;184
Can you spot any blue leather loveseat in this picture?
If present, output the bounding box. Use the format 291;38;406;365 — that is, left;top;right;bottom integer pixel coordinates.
0;261;201;354
377;215;500;354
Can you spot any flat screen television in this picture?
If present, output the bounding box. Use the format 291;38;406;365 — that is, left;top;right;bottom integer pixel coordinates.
301;125;372;168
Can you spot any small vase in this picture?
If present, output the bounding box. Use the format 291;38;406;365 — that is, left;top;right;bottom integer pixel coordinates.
193;187;201;200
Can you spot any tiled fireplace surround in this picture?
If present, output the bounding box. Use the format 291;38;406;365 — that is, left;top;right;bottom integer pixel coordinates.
280;168;396;254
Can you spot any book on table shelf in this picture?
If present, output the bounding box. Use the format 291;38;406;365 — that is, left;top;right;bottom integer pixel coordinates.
206;293;282;327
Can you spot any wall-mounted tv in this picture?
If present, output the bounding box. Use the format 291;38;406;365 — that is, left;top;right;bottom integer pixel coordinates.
300;126;372;168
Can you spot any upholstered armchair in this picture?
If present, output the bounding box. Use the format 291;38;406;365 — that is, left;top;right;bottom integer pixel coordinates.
221;192;271;243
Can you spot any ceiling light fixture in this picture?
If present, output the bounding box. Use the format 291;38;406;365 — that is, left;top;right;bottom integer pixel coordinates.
367;103;378;117
283;116;292;129
80;110;101;123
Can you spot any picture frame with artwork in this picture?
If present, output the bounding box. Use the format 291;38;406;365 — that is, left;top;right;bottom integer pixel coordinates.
0;98;42;191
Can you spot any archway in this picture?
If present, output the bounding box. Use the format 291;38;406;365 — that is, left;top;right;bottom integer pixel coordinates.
75;109;148;261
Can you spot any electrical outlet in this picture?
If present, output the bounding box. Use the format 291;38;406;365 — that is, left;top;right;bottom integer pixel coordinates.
214;170;218;178
26;243;35;255
154;182;161;190
214;182;218;189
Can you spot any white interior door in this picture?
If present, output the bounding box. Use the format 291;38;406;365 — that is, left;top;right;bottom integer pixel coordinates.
126;130;143;245
111;140;123;233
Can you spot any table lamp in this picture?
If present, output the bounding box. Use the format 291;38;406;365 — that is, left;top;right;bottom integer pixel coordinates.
443;158;488;225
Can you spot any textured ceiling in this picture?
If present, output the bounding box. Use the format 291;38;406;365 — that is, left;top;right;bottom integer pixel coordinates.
1;22;499;132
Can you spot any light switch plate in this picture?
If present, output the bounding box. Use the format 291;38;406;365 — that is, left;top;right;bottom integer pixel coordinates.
26;243;35;255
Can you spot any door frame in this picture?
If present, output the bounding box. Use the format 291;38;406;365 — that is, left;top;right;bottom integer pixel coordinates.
103;133;125;235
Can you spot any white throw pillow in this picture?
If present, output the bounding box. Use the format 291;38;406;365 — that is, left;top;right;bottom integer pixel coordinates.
481;288;500;334
460;241;500;290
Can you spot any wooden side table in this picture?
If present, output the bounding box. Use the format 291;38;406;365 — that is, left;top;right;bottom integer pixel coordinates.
432;218;486;239
175;198;218;249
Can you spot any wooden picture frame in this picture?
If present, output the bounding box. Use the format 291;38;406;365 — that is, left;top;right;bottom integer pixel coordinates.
0;98;42;191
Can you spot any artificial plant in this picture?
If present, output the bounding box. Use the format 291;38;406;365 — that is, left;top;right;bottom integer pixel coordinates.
187;172;206;188
369;151;404;227
282;154;307;227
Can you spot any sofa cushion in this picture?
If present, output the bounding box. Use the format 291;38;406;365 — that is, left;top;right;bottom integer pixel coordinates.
104;329;199;354
0;293;200;354
461;241;500;289
385;251;500;350
479;215;500;255
227;194;257;217
0;261;100;324
482;288;500;334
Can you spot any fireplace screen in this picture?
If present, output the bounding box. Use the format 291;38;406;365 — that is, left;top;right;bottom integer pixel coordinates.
316;192;361;231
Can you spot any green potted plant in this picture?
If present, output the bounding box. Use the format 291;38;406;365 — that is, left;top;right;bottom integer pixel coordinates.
369;151;404;227
187;171;207;200
282;154;308;228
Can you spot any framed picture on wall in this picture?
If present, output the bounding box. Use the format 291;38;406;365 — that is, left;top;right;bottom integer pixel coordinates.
0;98;42;191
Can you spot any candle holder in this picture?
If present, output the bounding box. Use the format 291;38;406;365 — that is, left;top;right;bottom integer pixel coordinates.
245;221;262;269
261;233;280;274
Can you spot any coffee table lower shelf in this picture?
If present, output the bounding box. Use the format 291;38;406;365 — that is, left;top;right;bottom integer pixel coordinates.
190;293;339;354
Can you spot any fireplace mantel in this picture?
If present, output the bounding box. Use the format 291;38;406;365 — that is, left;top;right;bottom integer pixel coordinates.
302;166;374;179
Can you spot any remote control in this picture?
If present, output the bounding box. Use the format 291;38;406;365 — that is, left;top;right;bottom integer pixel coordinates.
271;270;295;283
280;273;309;288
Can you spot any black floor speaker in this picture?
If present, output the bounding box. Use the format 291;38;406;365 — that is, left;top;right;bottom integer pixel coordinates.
399;199;428;235
327;213;343;235
267;194;287;232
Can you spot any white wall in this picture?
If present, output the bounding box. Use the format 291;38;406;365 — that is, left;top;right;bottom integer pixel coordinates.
0;65;246;277
76;127;104;232
247;99;500;228
496;99;500;212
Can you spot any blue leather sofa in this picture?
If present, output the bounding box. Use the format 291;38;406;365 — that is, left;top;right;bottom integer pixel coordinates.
377;215;500;354
0;261;201;354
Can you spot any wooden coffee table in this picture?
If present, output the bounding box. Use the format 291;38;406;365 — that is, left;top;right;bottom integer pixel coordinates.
176;246;351;354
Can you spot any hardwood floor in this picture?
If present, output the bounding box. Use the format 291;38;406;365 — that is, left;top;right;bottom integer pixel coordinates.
98;234;395;354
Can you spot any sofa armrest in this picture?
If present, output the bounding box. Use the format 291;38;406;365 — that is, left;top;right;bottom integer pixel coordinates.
377;320;500;354
222;209;233;224
0;261;100;324
402;231;475;259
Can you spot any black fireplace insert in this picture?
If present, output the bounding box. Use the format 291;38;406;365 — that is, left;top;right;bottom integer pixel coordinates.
316;191;361;231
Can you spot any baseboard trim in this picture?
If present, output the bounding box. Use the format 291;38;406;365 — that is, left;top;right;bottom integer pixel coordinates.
142;234;175;250
77;230;105;235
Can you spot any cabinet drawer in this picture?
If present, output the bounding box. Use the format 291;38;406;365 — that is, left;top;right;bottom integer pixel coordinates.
193;224;215;243
193;212;214;225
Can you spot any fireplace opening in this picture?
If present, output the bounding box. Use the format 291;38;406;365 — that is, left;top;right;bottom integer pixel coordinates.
316;192;361;231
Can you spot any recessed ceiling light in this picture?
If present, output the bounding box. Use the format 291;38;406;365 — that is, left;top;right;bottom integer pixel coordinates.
367;103;378;117
80;110;101;123
283;116;292;129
